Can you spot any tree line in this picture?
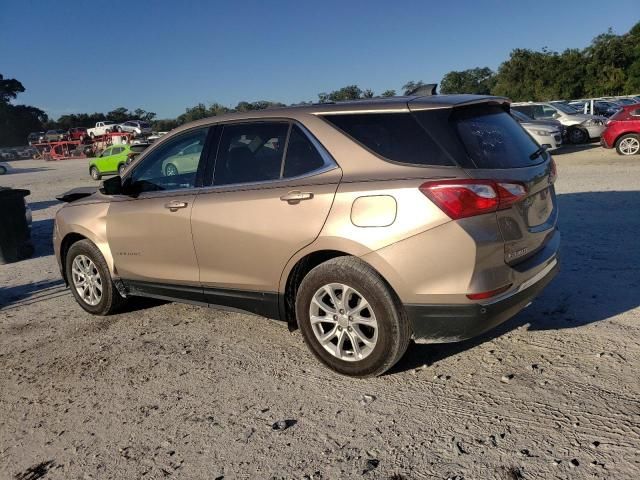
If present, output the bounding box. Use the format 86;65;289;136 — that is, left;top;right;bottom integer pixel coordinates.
1;21;638;147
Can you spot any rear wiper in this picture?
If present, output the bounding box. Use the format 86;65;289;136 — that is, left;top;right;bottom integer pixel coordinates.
529;144;548;160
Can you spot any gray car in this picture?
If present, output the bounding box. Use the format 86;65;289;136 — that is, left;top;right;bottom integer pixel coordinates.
511;101;606;144
511;110;563;151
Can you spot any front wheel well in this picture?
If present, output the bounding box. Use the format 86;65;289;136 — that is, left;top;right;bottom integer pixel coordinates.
60;233;88;284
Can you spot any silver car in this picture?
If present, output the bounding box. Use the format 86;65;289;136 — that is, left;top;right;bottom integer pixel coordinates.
511;110;563;151
511;101;606;144
115;120;153;137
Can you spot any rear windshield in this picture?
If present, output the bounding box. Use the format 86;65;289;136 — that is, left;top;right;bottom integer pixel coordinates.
321;113;453;166
451;106;547;168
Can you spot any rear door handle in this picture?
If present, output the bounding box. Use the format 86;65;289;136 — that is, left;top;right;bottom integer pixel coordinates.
164;200;188;211
280;191;313;203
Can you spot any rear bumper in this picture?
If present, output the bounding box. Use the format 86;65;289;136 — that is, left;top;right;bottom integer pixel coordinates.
600;136;613;149
405;257;559;344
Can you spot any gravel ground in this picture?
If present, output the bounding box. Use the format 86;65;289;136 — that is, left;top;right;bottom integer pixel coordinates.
0;145;639;479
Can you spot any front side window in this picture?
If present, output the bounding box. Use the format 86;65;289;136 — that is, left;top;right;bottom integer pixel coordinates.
214;122;289;185
128;127;209;192
101;148;112;157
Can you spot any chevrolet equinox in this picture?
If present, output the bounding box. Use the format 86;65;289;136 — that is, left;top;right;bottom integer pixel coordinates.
54;94;560;377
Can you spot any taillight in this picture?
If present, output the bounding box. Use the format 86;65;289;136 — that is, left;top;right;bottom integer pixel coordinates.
419;179;527;220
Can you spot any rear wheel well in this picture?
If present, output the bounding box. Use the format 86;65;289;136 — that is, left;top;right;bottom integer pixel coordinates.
283;250;350;330
60;233;88;284
614;131;639;146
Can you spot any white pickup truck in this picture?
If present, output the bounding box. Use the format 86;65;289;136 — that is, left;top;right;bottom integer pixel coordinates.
87;121;117;138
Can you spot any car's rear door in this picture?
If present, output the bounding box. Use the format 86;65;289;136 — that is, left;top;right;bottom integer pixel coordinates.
190;120;341;316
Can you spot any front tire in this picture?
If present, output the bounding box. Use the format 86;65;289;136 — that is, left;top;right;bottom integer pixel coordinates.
615;134;640;156
90;166;101;180
296;257;411;377
568;127;588;144
65;239;127;315
0;165;6;175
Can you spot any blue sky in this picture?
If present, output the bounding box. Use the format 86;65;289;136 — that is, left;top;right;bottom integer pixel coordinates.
1;1;638;119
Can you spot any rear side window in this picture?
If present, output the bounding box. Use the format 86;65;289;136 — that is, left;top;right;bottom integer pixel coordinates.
322;113;453;166
283;125;326;177
453;106;546;168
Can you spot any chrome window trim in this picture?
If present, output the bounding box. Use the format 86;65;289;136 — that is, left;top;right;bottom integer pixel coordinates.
207;118;339;190
122;125;210;193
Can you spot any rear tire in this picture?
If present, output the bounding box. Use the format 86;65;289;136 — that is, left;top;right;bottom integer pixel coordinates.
615;134;640;156
90;166;101;180
65;239;127;315
296;256;411;377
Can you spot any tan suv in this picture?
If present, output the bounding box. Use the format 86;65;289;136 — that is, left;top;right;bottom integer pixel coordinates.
54;95;560;377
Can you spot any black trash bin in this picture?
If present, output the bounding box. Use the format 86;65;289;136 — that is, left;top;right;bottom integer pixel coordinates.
0;187;34;264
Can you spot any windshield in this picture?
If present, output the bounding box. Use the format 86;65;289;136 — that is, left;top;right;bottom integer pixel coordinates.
551;102;579;114
510;109;533;122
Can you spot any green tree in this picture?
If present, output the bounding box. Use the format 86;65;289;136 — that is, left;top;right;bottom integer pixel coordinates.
440;67;496;94
0;74;25;104
0;73;47;146
380;89;396;97
318;85;363;102
402;80;426;95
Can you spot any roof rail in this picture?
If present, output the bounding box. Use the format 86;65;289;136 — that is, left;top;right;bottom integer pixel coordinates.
407;83;438;96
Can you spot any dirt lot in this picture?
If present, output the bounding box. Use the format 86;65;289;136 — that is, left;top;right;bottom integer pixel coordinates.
0;145;639;479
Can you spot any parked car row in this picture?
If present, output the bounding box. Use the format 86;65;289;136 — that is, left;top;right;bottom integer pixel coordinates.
511;101;607;144
0;146;38;160
27;120;155;145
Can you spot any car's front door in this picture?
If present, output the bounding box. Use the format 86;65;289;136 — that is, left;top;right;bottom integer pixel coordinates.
106;126;211;299
190;121;341;316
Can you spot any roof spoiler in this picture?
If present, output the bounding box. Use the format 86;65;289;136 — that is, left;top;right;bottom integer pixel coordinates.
407;83;438;96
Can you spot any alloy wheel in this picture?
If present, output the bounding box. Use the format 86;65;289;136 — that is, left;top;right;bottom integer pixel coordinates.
165;164;178;176
71;254;103;306
619;137;640;155
309;283;378;362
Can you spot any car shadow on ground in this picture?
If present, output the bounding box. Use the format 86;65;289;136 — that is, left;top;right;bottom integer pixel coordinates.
5;167;54;175
30;219;54;259
553;143;601;155
392;190;640;374
0;279;67;310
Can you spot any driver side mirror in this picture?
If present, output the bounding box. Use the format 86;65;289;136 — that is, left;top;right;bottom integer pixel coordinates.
100;175;123;196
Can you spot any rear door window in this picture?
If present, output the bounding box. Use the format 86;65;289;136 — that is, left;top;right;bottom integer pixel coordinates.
321;113;452;166
453;106;547;168
213;122;289;185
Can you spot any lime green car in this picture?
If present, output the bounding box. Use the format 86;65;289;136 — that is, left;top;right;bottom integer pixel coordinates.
89;145;132;180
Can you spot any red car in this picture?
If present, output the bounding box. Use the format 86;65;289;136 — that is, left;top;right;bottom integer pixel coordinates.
68;127;88;141
600;104;640;155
